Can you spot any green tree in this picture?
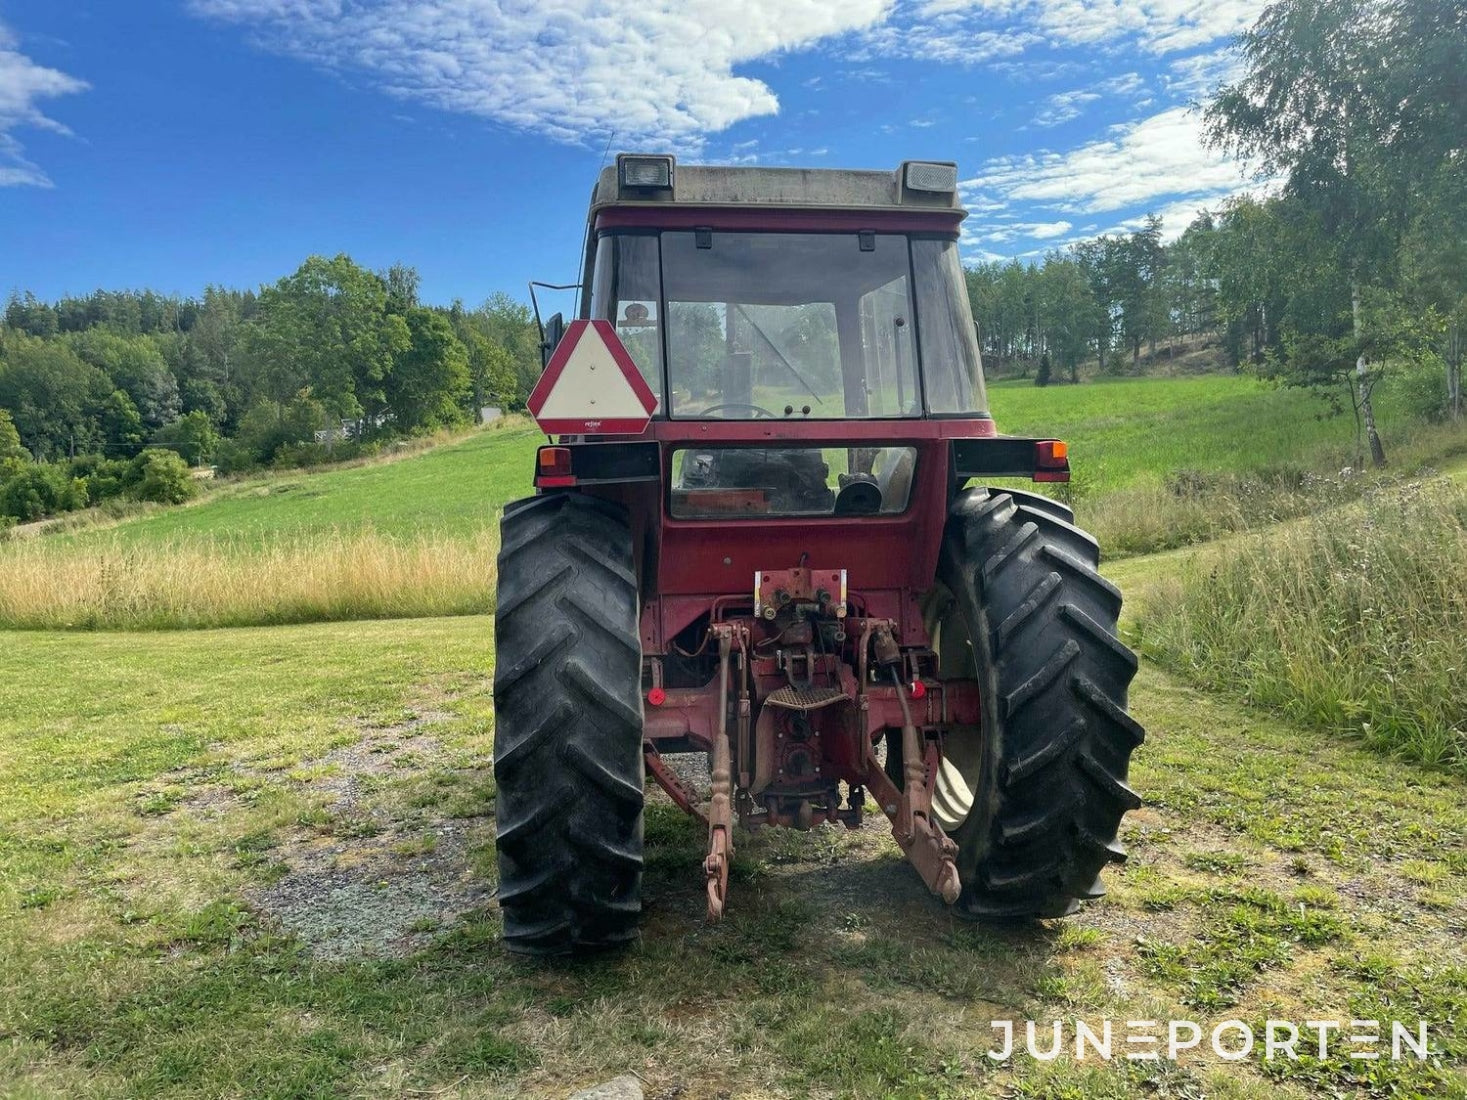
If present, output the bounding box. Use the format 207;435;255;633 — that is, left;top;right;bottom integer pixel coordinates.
4;292;58;338
1208;0;1402;464
1400;162;1467;421
1073;239;1119;372
0;409;24;461
68;329;181;429
1034;353;1052;387
0;333;110;459
1210;196;1295;365
100;390;146;457
473;292;540;408
191;286;250;424
1035;257;1097;382
0;464;88;522
448;301;518;419
246;255;410;422
132;449;197;504
152;410;222;466
233;392;329;466
388;309;471;432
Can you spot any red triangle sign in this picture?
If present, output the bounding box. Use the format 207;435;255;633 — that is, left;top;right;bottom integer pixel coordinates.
527;320;658;435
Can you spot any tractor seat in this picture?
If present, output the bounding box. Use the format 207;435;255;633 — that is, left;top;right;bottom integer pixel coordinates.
876;448;916;510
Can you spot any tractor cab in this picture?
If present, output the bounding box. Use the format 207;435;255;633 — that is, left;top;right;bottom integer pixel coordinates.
570;155;989;518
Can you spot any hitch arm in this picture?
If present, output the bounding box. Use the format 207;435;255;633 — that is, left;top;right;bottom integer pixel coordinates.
704;626;736;922
866;668;961;905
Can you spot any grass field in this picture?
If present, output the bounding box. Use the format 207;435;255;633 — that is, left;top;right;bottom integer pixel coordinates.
2;373;1465;1097
78;418;542;546
27;374;1456;551
1;618;1462;1099
1137;478;1467;773
0;375;1463;631
988;372;1457;492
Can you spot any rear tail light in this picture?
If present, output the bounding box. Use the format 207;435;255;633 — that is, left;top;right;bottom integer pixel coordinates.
1034;440;1070;483
536;446;576;487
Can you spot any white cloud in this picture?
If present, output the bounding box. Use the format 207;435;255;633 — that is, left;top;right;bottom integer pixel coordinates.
1098;71;1146;96
1033;89;1100;127
190;0;893;147
1164;47;1243;100
961;105;1269;254
1026;219;1072;238
914;0;1264;55
0;22;88;187
854;15;1041;65
1033;72;1144;127
963;105;1244;216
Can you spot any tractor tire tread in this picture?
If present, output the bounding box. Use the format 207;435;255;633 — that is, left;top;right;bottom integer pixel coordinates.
941;486;1143;920
493;493;644;956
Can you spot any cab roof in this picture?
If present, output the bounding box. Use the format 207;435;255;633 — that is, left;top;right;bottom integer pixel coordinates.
590;157;967;218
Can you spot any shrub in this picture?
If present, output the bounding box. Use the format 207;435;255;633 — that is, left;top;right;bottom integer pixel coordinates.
0;409;24;461
212;439;258;476
131;449;197;505
1395;359;1454;423
67;454;137;504
151;410;222;466
0;464;88;523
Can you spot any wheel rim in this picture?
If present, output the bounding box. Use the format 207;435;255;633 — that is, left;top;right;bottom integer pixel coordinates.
921;583;984;833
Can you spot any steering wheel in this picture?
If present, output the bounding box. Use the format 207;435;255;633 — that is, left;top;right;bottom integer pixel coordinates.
695;402;779;418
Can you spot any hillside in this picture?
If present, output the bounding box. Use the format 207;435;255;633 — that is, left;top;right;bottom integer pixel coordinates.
78;419;543;546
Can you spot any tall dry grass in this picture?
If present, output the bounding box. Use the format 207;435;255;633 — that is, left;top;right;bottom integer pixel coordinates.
1137;478;1467;771
0;528;497;630
1079;469;1350;557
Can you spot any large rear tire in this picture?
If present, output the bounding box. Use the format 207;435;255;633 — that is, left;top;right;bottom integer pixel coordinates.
493;493;644;955
903;487;1144;919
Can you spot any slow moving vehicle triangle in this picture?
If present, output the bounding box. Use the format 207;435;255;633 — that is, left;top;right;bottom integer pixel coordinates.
527;319;658;435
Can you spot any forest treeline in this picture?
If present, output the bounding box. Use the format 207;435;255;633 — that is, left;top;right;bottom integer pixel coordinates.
971;0;1464;467
0;259;542;524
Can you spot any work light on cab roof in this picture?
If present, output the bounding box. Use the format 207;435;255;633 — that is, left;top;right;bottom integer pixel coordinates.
492;153;1145;957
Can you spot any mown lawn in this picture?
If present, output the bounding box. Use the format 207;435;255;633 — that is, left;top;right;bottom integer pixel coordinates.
2;618;1462;1098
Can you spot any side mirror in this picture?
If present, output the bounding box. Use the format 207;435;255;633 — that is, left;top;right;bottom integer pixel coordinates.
541;313;565;369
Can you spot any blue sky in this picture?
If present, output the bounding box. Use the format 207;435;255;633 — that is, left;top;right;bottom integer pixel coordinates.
0;0;1263;311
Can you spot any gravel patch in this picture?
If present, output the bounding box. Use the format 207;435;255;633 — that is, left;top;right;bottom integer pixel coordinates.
254;821;492;962
244;710;496;961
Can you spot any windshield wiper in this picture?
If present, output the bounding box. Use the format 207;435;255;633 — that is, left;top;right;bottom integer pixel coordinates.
731;305;825;408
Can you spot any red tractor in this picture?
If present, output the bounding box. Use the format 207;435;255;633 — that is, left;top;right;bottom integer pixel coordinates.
494;155;1143;955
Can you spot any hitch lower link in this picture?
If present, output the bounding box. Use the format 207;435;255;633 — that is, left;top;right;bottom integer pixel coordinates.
865;625;961;905
892;680;961;905
704;624;746;922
